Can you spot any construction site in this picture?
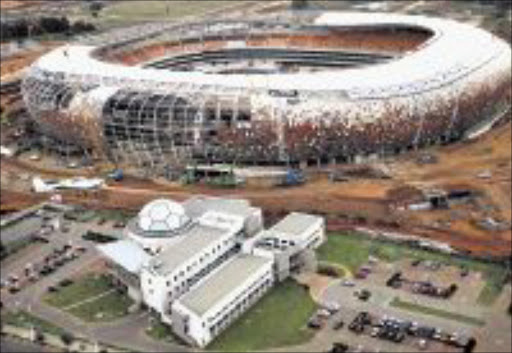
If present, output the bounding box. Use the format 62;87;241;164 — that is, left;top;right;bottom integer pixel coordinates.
1;2;511;353
1;0;511;259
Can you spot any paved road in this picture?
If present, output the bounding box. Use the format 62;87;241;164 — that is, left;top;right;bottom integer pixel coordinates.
2;216;189;352
0;337;56;353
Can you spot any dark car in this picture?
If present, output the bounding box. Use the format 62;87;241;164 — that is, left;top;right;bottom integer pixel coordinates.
308;316;322;329
330;343;349;353
358;289;371;301
333;319;345;330
113;220;126;228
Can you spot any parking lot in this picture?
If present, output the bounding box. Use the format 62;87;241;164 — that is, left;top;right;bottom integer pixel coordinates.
0;205;124;308
313;255;509;353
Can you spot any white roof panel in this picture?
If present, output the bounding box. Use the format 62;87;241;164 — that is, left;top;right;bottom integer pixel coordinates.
97;239;151;274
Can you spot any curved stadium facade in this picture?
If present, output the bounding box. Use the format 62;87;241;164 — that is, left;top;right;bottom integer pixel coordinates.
22;11;512;169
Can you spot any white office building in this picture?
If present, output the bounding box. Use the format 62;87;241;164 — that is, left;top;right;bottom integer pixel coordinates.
126;196;262;253
171;254;273;347
97;196;325;347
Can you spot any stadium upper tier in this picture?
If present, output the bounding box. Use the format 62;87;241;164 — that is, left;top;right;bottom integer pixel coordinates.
22;11;511;167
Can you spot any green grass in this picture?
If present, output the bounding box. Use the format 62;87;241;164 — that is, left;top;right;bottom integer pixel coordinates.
390;297;486;326
2;310;69;336
94;209;134;222
317;232;508;305
44;274;133;322
208;280;316;352
71;1;245;30
44;274;113;308
67;290;133;322
145;320;177;343
1;237;33;260
477;268;508;306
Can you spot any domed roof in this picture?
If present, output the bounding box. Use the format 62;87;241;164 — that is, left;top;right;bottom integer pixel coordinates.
137;199;190;232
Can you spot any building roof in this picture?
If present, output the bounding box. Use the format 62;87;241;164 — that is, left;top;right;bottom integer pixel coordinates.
178;254;272;317
148;223;226;275
137;198;190;232
270;212;322;236
182;196;255;220
97;240;152;274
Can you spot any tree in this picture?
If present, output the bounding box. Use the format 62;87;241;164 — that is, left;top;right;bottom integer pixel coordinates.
60;332;75;347
89;1;104;18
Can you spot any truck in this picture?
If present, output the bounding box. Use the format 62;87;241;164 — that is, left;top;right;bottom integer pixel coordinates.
279;168;306;187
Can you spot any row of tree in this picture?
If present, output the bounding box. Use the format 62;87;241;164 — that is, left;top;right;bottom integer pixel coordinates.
0;16;96;41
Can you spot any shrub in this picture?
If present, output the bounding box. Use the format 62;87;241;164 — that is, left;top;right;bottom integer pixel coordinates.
60;332;74;346
59;279;73;287
317;264;342;278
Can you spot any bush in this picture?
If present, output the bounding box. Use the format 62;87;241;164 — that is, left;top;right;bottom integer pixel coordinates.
35;330;45;343
71;20;96;33
47;286;59;293
317;264;342;278
59;279;74;287
60;332;74;346
82;231;117;243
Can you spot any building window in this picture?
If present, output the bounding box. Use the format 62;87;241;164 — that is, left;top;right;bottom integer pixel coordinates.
166;281;171;287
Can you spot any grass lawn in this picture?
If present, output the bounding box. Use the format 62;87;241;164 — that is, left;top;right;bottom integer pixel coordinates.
2;310;69;336
317;232;508;305
208;279;316;352
390;297;486;327
477;268;508;306
146;320;172;341
43;274;112;308
71;1;246;30
1;237;33;260
67;290;133;322
94;209;134;221
44;273;133;322
145;319;179;343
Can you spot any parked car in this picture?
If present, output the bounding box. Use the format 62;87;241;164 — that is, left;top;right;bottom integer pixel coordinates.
333;319;345;330
356;289;371;301
308;316;322;329
113;220;126;228
323;301;340;314
317;309;331;318
341;279;355;287
329;342;349;353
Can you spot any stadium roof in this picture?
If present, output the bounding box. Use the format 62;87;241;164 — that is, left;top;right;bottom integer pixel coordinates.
97;240;152;274
29;12;510;99
177;254;272;317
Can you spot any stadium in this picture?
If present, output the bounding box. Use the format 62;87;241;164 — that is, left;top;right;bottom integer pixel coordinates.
21;11;512;170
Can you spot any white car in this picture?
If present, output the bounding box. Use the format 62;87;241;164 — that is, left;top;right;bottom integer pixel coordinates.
341;279;355;287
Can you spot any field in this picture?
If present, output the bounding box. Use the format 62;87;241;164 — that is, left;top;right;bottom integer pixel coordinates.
390;297;486;327
43;274;133;322
208;280;316;352
2;310;69;336
69;0;250;30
